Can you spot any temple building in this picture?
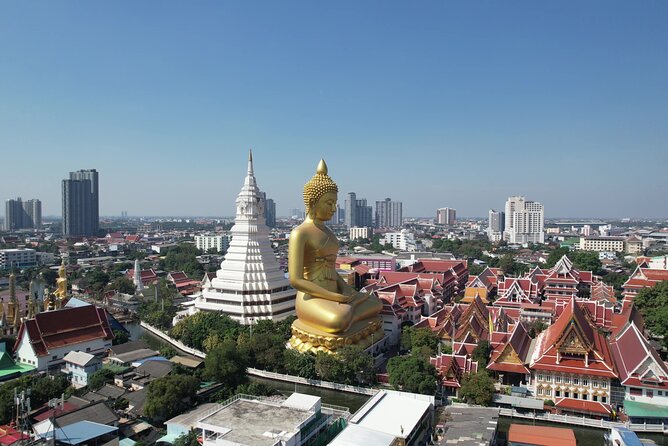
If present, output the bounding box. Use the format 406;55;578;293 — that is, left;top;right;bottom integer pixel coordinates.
528;299;617;417
398;259;469;299
14;305;114;371
195;152;296;324
610;322;668;423
622;259;668;300
487;322;533;386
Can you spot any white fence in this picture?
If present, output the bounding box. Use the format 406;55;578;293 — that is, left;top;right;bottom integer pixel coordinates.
139;321;206;358
140;322;377;396
246;368;378;396
499;408;668;433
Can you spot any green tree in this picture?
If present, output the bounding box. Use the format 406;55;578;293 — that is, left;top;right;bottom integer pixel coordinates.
283;350;317;378
471;340;492;366
112;329;130;345
83;269;111;298
173;430;200;446
234;382;277;397
145;374;199;423
88;368;116;391
314;346;375;385
545;247;571;268
0;374;72;424
160;244;204;278
401;327;440;356
387;354;437;395
634;282;668;348
601;271;628;290
203;340;248;388
571;251;602;275
171;312;242;351
459;370;495;406
106;277;136;294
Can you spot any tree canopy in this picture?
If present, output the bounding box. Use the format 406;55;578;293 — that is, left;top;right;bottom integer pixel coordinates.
387;354;437;395
314;346;375;385
634;281;668;347
459;370;496;406
203;340;248;388
145;374;199;423
0;374;71;424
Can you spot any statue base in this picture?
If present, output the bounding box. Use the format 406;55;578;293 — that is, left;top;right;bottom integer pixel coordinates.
288;318;384;354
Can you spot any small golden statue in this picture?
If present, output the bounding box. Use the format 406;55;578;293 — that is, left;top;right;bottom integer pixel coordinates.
54;259;68;300
288;160;383;353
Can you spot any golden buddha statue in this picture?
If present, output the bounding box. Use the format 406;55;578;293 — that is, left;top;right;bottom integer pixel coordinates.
288;160;383;354
54;259;68;300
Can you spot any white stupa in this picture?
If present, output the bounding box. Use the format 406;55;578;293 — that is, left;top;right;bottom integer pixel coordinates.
133;259;144;292
195;150;296;324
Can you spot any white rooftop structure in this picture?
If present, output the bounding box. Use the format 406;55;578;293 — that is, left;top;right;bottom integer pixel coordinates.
347;390;434;445
329;424;396;446
195;151;296;324
196;394;330;446
62;350;96;367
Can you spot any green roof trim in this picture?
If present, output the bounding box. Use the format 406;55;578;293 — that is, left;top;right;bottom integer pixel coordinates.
0;362;36;378
624;399;668;418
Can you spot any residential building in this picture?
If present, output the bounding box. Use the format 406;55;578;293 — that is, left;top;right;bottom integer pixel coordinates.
62;351;102;388
375;198;402;228
382;229;417;251
349;226;372;241
579;236;625;253
503;196;545;244
62;169;99;236
436;207;456;225
488;209;504;242
259;192;276;228
625;236;643;254
194;233;232;253
0;248;36;269
4;198;41;231
14;305;114;371
349;254;396;271
344;192;372;228
195;152;296;324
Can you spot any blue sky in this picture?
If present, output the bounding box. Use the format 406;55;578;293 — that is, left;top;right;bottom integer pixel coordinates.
1;1;666;218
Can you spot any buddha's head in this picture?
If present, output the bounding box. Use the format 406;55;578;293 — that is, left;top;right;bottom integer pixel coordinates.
303;159;339;220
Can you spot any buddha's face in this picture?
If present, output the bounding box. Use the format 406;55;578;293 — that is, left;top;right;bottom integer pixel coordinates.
312;192;337;221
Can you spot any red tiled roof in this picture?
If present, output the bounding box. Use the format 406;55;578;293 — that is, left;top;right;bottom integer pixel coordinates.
15;306;114;357
530;298;616;378
555;398;611;415
33;402;80;422
611;322;668;389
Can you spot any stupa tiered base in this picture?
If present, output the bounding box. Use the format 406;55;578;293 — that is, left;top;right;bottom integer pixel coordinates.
288;318;384;354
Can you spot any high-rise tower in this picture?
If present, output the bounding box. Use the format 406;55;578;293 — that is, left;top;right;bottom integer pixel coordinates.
195;151;296;324
62;169;99;236
503;196;544;244
375;198;403;228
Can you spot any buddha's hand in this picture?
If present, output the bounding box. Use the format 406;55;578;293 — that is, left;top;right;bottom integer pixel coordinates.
335;289;354;304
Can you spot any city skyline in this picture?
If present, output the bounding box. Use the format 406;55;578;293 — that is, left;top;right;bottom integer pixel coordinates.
1;2;667;218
